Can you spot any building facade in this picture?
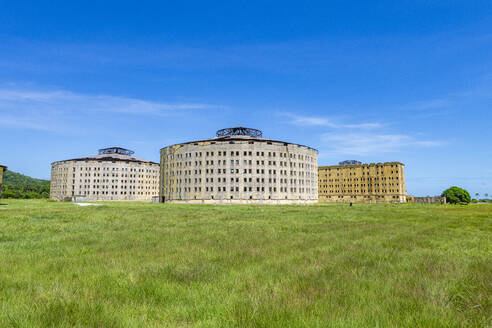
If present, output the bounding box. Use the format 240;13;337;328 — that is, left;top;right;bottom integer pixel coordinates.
318;161;406;203
50;147;159;202
160;127;318;204
0;165;6;198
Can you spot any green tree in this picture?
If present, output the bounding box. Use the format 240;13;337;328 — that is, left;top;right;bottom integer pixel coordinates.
0;170;50;199
3;170;49;186
442;186;471;204
485;193;489;198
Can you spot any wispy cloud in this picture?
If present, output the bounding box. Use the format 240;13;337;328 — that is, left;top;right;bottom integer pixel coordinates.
281;113;443;156
284;113;383;129
0;115;58;132
405;98;454;111
0;87;222;135
397;97;458;120
0;88;218;115
321;133;443;155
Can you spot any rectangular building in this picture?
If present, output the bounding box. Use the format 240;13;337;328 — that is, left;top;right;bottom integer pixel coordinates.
318;161;406;203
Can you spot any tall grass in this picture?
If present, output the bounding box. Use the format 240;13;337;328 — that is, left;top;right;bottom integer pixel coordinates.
0;200;490;327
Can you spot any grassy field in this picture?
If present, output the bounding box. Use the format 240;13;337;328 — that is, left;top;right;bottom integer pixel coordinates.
0;200;490;327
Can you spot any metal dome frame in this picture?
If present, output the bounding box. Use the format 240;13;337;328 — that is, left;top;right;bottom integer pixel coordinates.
216;127;262;138
98;147;135;156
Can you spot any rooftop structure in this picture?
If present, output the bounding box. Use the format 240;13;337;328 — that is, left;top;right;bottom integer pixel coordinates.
161;127;316;151
216;127;263;138
52;147;157;165
339;160;362;166
98;147;135;156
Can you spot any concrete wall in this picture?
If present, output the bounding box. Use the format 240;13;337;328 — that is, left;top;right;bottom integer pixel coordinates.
413;196;446;204
318;162;407;203
0;166;5;198
160;138;318;204
50;160;159;202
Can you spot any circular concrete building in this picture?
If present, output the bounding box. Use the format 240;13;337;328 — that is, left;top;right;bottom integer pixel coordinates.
159;127;318;204
50;147;159;202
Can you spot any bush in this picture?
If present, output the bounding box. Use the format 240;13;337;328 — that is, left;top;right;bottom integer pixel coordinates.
0;184;50;199
442;186;471;204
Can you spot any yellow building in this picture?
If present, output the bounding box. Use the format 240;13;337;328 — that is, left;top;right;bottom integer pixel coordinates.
0;165;6;198
318;160;406;203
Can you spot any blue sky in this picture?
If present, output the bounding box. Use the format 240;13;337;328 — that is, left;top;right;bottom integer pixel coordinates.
1;0;491;196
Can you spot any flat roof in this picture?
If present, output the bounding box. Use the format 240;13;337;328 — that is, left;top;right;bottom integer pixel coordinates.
160;135;318;152
52;153;158;165
319;161;404;168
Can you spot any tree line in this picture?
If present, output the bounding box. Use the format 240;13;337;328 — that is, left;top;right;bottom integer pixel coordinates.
1;184;50;199
1;170;50;199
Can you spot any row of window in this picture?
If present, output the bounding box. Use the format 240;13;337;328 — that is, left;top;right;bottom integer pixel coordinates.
53;165;158;173
166;187;316;193
166;177;315;185
319;176;400;182
166;169;314;177
75;185;157;190
166;160;315;169
322;195;402;199
79;173;157;178
320;169;399;174
321;190;401;194
321;183;400;188
52;166;158;173
77;191;157;196
168;150;315;162
79;179;157;184
78;167;156;172
321;164;400;171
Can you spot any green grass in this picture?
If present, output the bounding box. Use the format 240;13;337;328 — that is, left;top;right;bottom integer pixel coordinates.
0;200;490;327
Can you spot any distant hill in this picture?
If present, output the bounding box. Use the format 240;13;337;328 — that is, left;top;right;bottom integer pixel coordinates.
1;170;50;199
3;170;50;186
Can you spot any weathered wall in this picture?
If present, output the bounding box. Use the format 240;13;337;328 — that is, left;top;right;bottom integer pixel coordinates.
160;139;318;204
0;166;5;198
164;199;318;205
413;196;446;204
318;162;407;203
50;160;159;202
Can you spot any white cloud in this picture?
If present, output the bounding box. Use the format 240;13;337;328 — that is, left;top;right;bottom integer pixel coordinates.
406;98;454;111
280;113;443;156
0;87;222;135
0;115;57;132
321;133;443;155
284;113;383;129
0;88;218;115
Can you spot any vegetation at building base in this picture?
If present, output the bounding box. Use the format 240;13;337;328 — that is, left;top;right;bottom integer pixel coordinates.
0;201;490;327
1;170;50;199
441;186;471;204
